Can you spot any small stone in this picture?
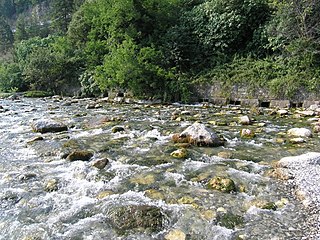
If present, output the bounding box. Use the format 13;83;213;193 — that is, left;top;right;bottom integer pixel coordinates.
170;148;188;159
44;179;58;192
313;125;320;133
145;189;165;200
91;158;109;169
201;210;216;221
165;229;186;240
66;150;94;161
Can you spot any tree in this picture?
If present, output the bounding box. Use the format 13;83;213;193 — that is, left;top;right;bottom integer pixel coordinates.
0;16;13;52
51;0;75;34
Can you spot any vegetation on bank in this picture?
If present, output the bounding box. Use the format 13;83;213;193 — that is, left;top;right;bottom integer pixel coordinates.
0;0;319;101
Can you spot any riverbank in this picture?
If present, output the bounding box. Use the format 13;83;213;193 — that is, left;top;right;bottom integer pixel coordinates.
276;153;320;240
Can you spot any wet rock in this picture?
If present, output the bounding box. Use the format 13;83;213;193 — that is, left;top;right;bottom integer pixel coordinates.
240;128;255;138
111;126;125;133
66;150;94;161
287;128;312;138
238;115;252;125
26;136;44;144
207;176;236;193
19;173;37;181
172;122;224;147
170;148;188;159
217;211;244;229
31;119;68;133
44;179;58;192
165;229;186;240
108;205;164;233
250;200;277;210
91;158;109;169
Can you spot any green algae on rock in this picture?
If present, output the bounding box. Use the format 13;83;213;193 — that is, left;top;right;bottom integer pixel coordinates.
208;176;236;193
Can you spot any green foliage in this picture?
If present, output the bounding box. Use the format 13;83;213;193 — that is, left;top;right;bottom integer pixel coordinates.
0;61;25;91
24;90;51;97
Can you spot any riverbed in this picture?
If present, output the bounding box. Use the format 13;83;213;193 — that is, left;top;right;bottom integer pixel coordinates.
0;96;318;239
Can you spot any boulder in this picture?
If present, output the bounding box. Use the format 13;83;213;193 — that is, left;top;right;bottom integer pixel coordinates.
66;150;94;161
172;122;224;147
31;119;68;133
44;179;58;192
208;176;236;193
277;109;288;116
108;205;164;233
287;128;312;138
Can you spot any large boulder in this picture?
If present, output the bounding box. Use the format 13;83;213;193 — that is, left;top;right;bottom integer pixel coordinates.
172;122;224;147
66;150;94;161
108;205;164;234
31;119;68;133
287;128;312;138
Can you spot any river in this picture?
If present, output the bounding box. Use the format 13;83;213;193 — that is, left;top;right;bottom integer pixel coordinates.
0;96;316;239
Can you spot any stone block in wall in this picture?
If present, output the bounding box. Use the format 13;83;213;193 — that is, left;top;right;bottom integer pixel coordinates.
240;99;259;107
210;98;227;106
270;100;290;108
303;100;320;109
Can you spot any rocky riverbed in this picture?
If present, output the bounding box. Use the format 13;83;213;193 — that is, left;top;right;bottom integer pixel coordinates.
1;96;320;239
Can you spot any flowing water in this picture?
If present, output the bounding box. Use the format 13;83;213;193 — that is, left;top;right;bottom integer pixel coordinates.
0;97;317;239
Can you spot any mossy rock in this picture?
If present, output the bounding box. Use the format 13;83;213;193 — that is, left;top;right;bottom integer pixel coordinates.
170;148;188;159
108;205;164;234
208;176;236;193
217;212;244;229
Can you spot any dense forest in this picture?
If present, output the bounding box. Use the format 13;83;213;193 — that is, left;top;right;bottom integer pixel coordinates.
0;0;320;101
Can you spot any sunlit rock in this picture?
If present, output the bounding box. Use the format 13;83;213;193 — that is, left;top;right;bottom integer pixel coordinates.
208;176;236;193
44;179;58;192
145;189;165;200
66;150;94;161
165;229;186;240
238;115;252;125
172;122;224;147
96;190;114;199
289;137;305;144
287;128;312;138
130;174;155;185
26;136;44;144
277;109;288;116
31;119;68;133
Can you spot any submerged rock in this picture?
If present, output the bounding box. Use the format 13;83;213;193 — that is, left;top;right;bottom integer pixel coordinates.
66;150;94;161
108;205;164;234
208;176;236;193
111;126;125;133
31;119;68;133
172;122;224;147
288;128;312;138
